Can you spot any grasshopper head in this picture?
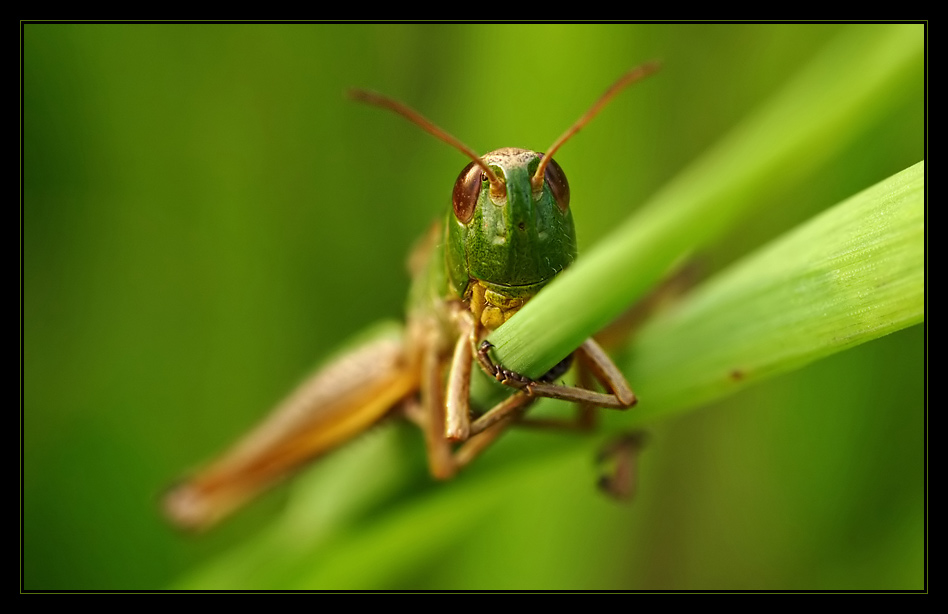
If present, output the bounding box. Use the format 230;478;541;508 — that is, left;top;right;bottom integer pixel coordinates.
445;147;576;305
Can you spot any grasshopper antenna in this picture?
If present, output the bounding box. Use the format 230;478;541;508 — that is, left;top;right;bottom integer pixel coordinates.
348;89;507;200
532;61;661;192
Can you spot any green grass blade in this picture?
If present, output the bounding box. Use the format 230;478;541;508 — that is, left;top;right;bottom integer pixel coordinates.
487;24;923;378
620;160;924;424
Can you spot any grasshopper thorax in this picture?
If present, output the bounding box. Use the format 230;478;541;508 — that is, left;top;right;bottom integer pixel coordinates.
445;148;576;329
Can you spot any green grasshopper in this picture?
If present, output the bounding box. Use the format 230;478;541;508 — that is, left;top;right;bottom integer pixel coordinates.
164;62;659;531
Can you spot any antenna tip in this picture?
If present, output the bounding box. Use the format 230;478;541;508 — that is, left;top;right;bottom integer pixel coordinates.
626;59;663;80
347;88;374;103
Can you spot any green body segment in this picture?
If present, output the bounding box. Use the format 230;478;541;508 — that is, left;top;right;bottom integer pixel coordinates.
445;148;577;303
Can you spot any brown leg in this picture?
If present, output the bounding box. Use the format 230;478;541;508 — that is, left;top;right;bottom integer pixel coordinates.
444;324;472;442
421;312;636;478
454;406;528;471
576;361;597;430
575;338;636;407
419;310;541;477
468;391;537;437
597;432;647;500
476;337;636;410
420;338;456;480
501;362;597;432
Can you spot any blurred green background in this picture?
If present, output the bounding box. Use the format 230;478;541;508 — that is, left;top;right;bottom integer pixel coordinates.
23;23;924;590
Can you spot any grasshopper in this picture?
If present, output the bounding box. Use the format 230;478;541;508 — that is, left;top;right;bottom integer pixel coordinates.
164;62;659;530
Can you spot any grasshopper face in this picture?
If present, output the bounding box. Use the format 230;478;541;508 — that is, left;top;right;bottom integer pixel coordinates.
445;148;576;317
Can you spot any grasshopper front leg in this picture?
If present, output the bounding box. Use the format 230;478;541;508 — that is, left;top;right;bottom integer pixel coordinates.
417;346;536;479
427;310;637;475
475;338;636;412
414;309;539;478
470;334;644;499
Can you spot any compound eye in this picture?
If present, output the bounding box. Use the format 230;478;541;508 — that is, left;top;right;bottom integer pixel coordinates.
543;157;570;212
452;161;482;224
